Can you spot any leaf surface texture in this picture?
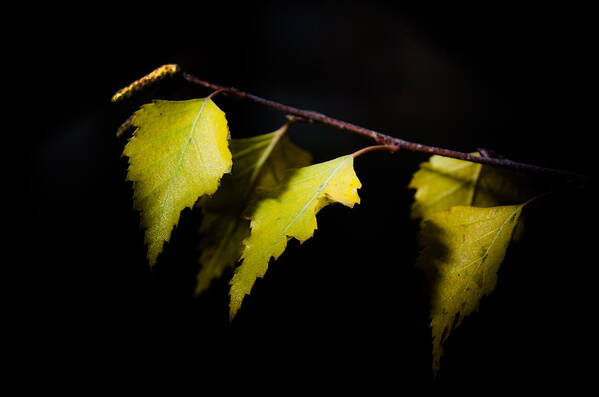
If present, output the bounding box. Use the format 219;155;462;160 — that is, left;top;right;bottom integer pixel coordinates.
410;154;536;374
124;98;232;265
417;204;525;374
229;155;361;319
197;126;311;294
409;154;530;219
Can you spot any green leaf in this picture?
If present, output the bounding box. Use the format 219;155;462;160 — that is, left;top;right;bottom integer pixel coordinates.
409;154;531;219
123;98;232;265
196;124;312;295
410;154;537;375
229;155;362;319
417;204;525;376
409;155;483;219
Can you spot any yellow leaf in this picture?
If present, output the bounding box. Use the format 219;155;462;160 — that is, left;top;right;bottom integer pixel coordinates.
409;155;482;219
123;98;232;265
417;204;525;375
229;155;361;319
409;154;530;219
196;125;312;295
197;213;250;293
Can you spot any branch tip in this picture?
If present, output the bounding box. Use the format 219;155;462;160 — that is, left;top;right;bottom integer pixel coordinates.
111;64;180;103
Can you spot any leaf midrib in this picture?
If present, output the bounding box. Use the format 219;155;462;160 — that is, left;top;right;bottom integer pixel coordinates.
443;206;521;305
149;99;209;211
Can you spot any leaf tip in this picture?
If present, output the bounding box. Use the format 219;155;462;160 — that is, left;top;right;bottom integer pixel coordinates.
229;294;242;322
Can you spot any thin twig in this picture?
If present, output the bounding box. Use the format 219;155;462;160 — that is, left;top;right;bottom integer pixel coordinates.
182;72;584;180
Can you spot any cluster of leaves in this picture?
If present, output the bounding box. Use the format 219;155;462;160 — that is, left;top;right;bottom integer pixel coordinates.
122;97;360;321
120;95;541;375
408;155;536;375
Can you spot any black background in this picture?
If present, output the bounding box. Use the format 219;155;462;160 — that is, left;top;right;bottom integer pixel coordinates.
28;1;594;391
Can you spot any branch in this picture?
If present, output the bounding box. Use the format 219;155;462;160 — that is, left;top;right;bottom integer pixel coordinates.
182;72;583;180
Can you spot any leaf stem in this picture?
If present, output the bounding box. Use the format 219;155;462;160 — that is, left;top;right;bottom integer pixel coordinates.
351;145;399;158
116;114;134;138
207;88;225;100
